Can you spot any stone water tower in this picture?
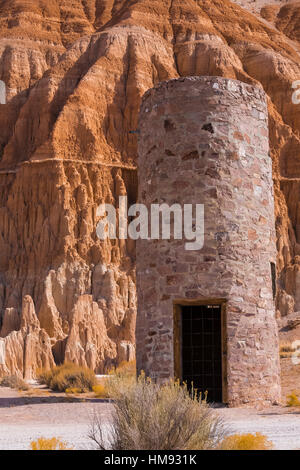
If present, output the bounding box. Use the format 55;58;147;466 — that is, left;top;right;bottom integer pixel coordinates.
136;76;281;406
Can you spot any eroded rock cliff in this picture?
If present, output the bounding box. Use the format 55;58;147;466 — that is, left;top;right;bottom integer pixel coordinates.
0;0;300;377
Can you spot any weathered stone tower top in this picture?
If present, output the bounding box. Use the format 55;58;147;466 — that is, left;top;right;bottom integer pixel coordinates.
136;76;281;406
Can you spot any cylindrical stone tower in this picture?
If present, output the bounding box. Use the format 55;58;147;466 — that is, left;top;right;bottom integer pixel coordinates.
136;76;281;407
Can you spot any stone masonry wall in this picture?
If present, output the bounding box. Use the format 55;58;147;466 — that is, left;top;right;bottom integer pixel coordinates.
136;76;281;407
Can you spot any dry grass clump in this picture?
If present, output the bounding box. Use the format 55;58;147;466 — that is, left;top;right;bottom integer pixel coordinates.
0;375;29;391
93;384;108;398
65;387;82;394
30;437;72;450
280;341;300;358
219;432;273;450
106;360;136;397
109;360;136;377
89;374;226;450
93;360;136;399
37;363;96;393
287;391;300;407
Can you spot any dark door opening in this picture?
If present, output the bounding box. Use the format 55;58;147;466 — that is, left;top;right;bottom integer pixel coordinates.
181;304;223;403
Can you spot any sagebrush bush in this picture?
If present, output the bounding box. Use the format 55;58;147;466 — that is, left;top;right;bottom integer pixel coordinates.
287;392;300;407
280;341;293;353
89;374;226;450
93;384;109;398
37;363;96;392
30;437;72;450
65;387;82;394
219;432;273;450
92;361;136;399
0;375;29;391
279;342;299;358
103;360;136;398
109;360;136;377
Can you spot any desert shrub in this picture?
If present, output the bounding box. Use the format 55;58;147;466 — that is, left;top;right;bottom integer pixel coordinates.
109;360;136;377
37;368;52;385
89;374;226;450
280;342;298;358
37;363;96;393
93;384;109;398
30;437;72;450
219;432;273;450
0;375;29;391
104;360;136;398
287;392;300;407
65;387;82;394
280;341;293;353
92;361;136;399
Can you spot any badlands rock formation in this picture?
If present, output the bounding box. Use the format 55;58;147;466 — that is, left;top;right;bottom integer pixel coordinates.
0;0;300;377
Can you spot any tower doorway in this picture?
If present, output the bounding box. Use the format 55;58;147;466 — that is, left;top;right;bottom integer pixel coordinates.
174;302;227;403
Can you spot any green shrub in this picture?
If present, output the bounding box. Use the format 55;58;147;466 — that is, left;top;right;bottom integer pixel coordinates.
0;374;29;391
37;363;96;392
89;374;226;450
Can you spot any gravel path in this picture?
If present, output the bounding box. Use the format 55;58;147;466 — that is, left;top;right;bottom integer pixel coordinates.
1;387;300;450
0;423;93;450
0;387;112;450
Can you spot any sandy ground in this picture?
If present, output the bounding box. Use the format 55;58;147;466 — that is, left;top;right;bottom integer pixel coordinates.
217;407;300;450
1;387;300;450
0;387;112;450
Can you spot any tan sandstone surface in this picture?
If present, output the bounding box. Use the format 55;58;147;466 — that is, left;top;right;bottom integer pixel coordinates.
0;0;300;380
